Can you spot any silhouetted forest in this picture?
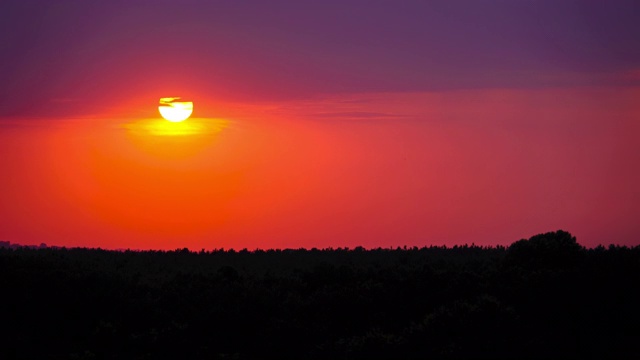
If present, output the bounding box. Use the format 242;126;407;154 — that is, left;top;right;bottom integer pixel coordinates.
1;230;638;359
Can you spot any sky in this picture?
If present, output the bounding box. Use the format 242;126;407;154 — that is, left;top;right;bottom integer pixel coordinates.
0;0;639;249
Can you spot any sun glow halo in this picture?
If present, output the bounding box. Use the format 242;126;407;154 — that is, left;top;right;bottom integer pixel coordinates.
159;97;193;122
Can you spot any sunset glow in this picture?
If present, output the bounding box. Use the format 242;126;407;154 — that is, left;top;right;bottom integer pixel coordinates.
1;87;638;250
125;118;225;137
0;1;638;251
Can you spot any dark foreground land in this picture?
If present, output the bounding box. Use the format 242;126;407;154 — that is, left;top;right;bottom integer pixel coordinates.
1;230;639;359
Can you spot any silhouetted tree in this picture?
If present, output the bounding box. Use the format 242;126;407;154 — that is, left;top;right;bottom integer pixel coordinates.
505;230;584;270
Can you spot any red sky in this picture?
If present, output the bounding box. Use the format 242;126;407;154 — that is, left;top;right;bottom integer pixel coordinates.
1;1;639;249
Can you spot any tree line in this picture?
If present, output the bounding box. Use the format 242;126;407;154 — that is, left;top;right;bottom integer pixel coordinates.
0;230;638;359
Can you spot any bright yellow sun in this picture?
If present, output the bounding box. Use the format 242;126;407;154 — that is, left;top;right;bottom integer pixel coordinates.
159;97;193;122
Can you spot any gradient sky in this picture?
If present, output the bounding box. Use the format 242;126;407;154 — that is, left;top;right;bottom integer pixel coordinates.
1;0;639;249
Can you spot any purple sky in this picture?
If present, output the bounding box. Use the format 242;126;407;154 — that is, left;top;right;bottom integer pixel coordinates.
2;0;639;116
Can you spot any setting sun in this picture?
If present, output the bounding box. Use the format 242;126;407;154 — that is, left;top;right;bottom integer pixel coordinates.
158;97;193;122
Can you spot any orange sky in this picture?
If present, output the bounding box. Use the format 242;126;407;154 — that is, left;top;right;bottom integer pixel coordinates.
1;87;638;249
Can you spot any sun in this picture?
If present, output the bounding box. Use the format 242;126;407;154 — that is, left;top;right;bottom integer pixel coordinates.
159;97;193;122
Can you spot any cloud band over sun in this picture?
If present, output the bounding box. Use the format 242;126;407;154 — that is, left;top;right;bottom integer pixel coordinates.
158;97;193;122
